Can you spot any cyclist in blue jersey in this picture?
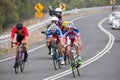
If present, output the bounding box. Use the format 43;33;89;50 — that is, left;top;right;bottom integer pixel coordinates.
47;23;65;65
46;16;61;55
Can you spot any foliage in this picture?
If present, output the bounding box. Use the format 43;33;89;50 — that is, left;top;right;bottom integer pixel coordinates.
0;0;120;30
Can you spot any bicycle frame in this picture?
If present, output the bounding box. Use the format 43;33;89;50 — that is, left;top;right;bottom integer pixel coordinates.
17;43;24;62
51;39;61;70
70;44;80;78
13;42;26;74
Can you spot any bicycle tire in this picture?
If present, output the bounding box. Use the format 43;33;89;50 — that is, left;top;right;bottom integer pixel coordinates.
52;55;57;70
71;53;76;78
20;61;25;72
52;48;61;70
57;48;61;69
15;63;19;74
76;66;80;76
71;56;81;77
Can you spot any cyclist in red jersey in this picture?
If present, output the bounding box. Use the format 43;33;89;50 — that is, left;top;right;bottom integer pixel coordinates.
10;23;29;68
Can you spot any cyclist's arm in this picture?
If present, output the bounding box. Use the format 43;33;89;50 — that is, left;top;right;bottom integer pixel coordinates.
57;29;64;46
10;27;16;43
76;32;82;50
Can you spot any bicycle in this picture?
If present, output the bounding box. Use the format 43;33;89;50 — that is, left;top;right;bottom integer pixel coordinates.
70;44;81;78
12;42;26;74
51;39;61;70
41;31;61;69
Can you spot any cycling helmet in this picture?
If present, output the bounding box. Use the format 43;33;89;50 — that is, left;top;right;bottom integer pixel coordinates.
62;21;68;28
55;8;62;17
55;8;62;12
48;6;52;9
51;16;58;21
16;23;23;30
66;22;74;28
50;23;57;30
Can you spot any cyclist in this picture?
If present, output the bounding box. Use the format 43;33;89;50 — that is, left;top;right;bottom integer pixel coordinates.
61;21;68;34
45;16;60;55
46;23;65;65
48;6;55;16
10;22;29;68
55;8;63;29
63;22;82;65
47;16;59;29
55;8;62;18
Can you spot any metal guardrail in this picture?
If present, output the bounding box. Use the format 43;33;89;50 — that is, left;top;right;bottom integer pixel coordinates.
0;6;116;45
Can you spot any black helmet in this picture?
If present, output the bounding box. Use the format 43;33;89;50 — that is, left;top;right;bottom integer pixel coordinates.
16;23;23;30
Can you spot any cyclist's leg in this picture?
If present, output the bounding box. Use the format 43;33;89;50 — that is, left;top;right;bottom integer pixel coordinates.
62;38;67;54
57;44;64;56
66;45;71;58
14;35;22;68
74;38;82;65
21;39;28;62
13;45;19;68
66;37;72;58
57;42;65;64
46;38;52;54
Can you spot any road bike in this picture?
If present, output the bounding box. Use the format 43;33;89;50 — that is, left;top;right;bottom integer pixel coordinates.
12;42;26;74
41;31;62;70
70;44;81;78
51;39;61;70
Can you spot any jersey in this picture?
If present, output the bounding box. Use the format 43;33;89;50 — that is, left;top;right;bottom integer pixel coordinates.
63;28;80;39
63;28;80;44
47;28;63;39
11;26;29;39
47;24;61;34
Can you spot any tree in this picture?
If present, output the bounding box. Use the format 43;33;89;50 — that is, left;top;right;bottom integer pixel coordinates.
0;0;19;29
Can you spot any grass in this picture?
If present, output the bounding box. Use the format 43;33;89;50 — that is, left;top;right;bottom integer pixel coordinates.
0;50;4;56
0;48;9;56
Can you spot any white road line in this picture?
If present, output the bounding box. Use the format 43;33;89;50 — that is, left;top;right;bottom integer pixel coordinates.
43;18;115;80
0;56;14;63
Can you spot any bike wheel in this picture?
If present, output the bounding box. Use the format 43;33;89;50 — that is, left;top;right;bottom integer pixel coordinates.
76;66;80;76
57;49;61;69
53;48;61;70
53;55;58;70
58;60;61;69
20;61;25;72
15;63;19;74
71;54;77;78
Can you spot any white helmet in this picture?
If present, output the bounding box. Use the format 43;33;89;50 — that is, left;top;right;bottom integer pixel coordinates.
50;16;58;21
66;22;74;28
48;6;52;9
55;8;62;12
50;23;57;30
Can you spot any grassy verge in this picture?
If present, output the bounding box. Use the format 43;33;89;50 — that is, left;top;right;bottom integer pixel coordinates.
0;49;8;56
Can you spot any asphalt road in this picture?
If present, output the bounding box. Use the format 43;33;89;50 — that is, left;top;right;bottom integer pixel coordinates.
0;12;120;80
